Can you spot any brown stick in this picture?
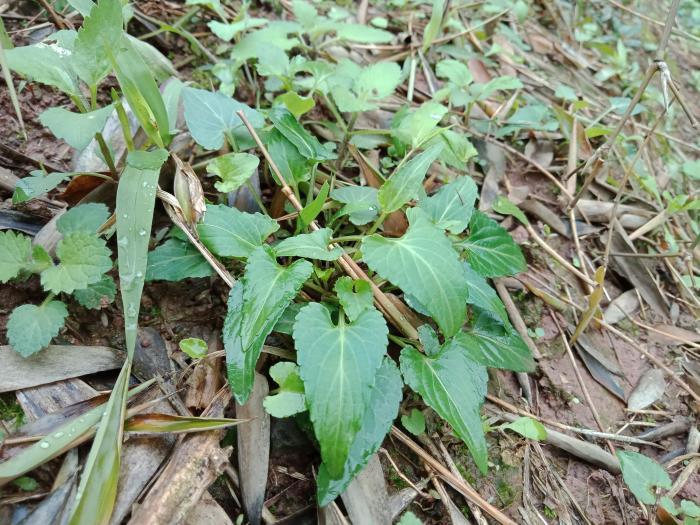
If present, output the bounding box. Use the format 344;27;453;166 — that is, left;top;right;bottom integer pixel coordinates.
390;426;517;525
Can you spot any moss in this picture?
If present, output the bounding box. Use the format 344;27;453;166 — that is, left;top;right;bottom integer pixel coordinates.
0;394;25;430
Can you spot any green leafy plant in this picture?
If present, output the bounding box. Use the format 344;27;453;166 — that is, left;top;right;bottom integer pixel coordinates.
1;0;543;519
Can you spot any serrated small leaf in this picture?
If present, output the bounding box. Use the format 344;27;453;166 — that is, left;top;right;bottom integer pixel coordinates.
274;228;342;261
436;59;473;87
331;186;379;225
40;105;115;151
400;344;488;473
617;451;671;505
397;512;423;525
13;171;70;204
207;152;260;193
362;208;468;337
457;211;526;277
453;313;534;372
502;416;546;441
0;230;33;283
419;176;477;234
268;106;334;161
183;86;265;151
463;262;508;323
316;357;402;505
72;0;122;87
225;246;312;404
263;362;306;418
393;102;447;150
74;275;116;309
294;302;388;478
198;204;279;259
276;91;315;118
378;144;443;213
354;62;402;102
41;233;112;294
5;42;79;96
146;238;214;281
7;301;68;357
57;203;110;235
334;276;373;322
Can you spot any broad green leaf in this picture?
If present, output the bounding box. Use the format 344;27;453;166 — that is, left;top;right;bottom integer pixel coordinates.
457;211;526;278
41;233;112;294
113;37;170;148
336;23;394;44
462;262;507;323
268;106;334;161
430;129;478;169
418;324;441;357
198;204;279;259
5;42;79;96
362;208;468;337
617;451;671;505
74;275;116;310
331;186;379;225
232;21;301;61
294;302;388;478
255;45;289;78
117;148;168;354
39;105;114;151
72;0;122;88
422;0;446;50
207;152;259;193
208;18;268;41
401;408;426;435
0;230;32;283
400;344;488;473
273;302;303;336
492;195;529;225
67;0;96;16
397;512;423;525
12;171;70;204
419;176;477;234
300;181;329;226
182;86;264;150
681;500;700;518
225;246;312;404
263;362;306;418
146;238;213;281
266;129;309;186
393;102;447;149
7;301;68;357
453;313;534;372
378;144;443;213
274;228;342;261
334;276;373;322
68;148;167;525
125;413;242;433
276;91;315;118
57;203;110;235
127;35;178;83
355;62;402;101
436;59;473;87
501;417;546;441
179;338;208;359
316;357;402;505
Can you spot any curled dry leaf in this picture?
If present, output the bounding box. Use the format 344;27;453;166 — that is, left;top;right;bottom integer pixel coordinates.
172;154;206;227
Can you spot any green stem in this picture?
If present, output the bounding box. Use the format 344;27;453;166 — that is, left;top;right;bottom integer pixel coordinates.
365;211;388;236
336;112;358;172
95;132;118;178
331;234;364;243
41;293;56;307
112;89;135;153
245;179;269;216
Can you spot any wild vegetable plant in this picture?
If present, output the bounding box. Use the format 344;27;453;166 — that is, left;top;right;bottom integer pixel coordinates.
1;0;537;518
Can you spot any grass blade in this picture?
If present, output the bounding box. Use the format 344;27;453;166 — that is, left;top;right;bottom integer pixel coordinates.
67;149;167;525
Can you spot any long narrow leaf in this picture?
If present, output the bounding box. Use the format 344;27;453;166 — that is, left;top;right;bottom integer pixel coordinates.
68;150;167;525
125;413;245;433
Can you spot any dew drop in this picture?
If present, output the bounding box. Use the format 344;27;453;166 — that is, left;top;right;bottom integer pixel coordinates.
136;271;143;279
138;229;147;236
122;214;128;219
78;418;85;423
54;431;64;438
39;441;49;449
117;237;128;247
127;303;137;317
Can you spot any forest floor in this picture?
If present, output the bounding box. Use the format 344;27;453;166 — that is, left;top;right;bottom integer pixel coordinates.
1;1;699;524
